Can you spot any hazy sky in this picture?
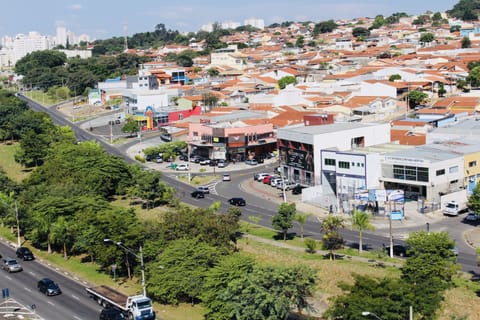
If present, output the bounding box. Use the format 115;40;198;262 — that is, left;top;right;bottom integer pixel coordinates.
0;0;459;40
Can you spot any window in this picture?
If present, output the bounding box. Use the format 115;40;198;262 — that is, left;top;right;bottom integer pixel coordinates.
324;158;336;166
436;169;445;176
339;161;350;169
393;165;429;182
469;161;477;168
178;114;184;120
449;166;459;173
351;162;355;167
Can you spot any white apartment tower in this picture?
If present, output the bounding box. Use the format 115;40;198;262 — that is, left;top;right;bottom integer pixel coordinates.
56;25;67;47
244;18;265;29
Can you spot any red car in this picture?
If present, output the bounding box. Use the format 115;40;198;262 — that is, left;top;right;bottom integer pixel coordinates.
262;175;272;184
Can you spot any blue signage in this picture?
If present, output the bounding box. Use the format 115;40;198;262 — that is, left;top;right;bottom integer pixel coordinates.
2;288;9;299
390;210;404;221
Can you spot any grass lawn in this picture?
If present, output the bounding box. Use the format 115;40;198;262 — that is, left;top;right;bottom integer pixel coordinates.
0;143;32;182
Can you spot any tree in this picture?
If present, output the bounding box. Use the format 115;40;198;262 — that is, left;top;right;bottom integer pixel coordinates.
352;27;370;38
402;231;460;317
467;66;480;87
389;74;401;82
121;119;139;137
146;238;222;304
326;274;413;320
407;90;428;109
370;15;385;29
447;0;480;21
272;202;296;241
320;216;345;260
295;35;305;48
202;92;219;110
351;210;374;255
278;75;297;89
419;32;435;44
437;83;447;97
313;20;337;36
461;36;472;48
294;212;311;240
202;256;316;320
468;183;480;213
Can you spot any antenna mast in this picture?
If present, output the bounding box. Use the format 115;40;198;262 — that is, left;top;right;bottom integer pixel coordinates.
123;21;128;52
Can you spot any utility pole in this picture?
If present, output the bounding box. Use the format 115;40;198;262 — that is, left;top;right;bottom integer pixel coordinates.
15;201;20;248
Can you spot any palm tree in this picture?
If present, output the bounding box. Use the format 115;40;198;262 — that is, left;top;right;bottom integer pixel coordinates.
351;210;375;255
320;216;345;260
294;213;311;240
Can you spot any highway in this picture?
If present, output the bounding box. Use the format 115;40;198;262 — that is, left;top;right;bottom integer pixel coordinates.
0;241;101;319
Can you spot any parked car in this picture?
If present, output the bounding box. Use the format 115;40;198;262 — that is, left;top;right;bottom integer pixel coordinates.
254;156;264;164
270;177;283;187
229;197;246;206
279;181;299;191
464;212;479;223
199;159;210;165
100;307;126;320
2;257;22;272
217;160;226;168
37;278;62;296
383;245;410;257
262;175;272;184
245;159;258;166
254;173;270;181
153;155;163;163
176;164;189;171
222;174;231;181
197;186;210;194
191;190;205;199
16;247;34;261
292;185;306;195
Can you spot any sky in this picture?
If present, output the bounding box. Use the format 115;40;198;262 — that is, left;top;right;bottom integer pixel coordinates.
0;0;460;40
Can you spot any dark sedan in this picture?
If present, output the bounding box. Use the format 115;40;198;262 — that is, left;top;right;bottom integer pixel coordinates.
228;197;246;206
37;278;62;296
16;247;35;261
191;190;205;199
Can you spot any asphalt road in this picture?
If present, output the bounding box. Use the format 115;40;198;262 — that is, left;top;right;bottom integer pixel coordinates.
0;241;101;320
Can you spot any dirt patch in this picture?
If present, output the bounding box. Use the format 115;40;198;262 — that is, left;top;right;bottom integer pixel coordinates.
56;102;113;119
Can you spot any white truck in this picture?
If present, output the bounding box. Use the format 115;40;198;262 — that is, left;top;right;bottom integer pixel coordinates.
86;285;155;320
442;190;469;216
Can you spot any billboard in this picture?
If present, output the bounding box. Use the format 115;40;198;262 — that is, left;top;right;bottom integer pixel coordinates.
279;147;314;172
356;189;404;203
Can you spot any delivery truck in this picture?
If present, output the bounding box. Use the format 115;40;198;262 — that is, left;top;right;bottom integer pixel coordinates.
86;285;155;320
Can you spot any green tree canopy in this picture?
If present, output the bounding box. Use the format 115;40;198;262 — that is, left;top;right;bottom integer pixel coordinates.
326;274;413;320
272;202;296;241
320;215;345;259
146;238;222;304
407;90;428;109
419;32;435;43
278;75;297;89
313;20;338;36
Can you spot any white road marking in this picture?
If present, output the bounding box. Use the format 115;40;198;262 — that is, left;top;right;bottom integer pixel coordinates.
47;301;55;306
72;294;80;301
23;287;32;292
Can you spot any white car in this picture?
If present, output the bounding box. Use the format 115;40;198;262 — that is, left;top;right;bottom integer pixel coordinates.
270;177;283;187
254;173;270;181
245;159;258;166
197;186;210;194
222;174;231;181
176;164;189;171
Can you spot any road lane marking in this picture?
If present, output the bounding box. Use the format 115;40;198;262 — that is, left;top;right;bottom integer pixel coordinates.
24;287;32;292
71;294;80;301
73;316;83;320
47;301;55;306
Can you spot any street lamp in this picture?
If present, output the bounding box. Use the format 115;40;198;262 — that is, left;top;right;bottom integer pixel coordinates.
361;311;383;320
104;239;146;297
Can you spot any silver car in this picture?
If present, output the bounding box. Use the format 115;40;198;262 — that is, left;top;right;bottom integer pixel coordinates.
2;258;23;273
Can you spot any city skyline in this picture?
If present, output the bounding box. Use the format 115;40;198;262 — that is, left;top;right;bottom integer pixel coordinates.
0;0;459;40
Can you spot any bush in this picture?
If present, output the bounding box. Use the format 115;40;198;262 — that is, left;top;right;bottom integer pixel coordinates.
135;155;145;163
304;238;318;254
